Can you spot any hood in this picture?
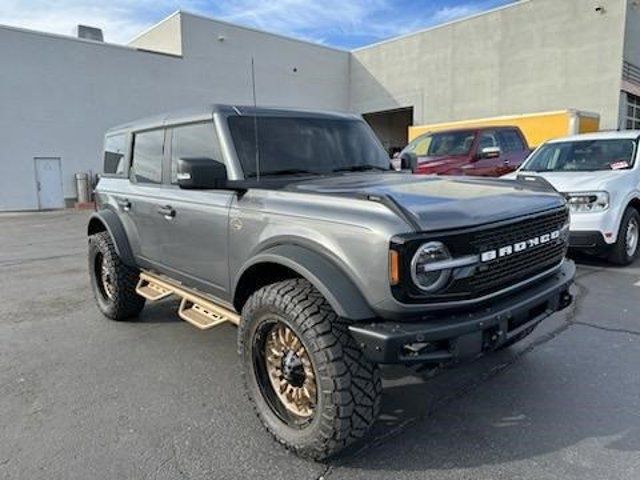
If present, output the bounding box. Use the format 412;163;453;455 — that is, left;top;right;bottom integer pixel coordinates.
287;173;566;232
513;170;626;193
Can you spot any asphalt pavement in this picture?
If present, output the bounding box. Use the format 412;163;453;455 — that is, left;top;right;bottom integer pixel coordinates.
1;210;638;480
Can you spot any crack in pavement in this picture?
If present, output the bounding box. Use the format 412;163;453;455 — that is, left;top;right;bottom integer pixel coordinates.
570;321;640;336
0;252;84;268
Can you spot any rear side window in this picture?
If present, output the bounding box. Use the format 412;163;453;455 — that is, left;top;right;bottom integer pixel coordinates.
131;130;164;184
170;123;221;184
103;134;126;175
498;130;526;153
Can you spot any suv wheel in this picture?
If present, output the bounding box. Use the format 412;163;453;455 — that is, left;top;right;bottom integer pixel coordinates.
89;231;145;320
239;279;382;460
609;208;640;266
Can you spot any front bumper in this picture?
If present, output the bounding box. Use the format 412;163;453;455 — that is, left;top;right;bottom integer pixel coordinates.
349;260;575;364
569;231;608;250
569;210;618;245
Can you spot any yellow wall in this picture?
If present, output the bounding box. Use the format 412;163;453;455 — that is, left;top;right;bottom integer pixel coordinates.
408;110;600;147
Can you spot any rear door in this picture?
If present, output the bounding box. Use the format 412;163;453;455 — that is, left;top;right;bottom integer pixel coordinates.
154;121;234;299
127;128;168;267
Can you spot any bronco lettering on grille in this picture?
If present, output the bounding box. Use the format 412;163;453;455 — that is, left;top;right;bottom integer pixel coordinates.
480;230;561;263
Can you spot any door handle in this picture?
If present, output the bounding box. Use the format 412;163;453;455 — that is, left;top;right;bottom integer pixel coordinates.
117;199;131;212
157;205;176;220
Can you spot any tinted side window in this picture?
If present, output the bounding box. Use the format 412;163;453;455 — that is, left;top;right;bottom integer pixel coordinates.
170;123;221;184
498;130;526;153
131;130;164;184
478;131;498;150
104;134;126;175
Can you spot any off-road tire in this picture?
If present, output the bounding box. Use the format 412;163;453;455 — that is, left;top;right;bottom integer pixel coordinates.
239;279;382;460
497;324;537;350
88;231;145;320
608;207;640;266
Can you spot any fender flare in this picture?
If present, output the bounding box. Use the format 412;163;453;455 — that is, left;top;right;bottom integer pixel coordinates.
234;244;376;321
87;209;136;267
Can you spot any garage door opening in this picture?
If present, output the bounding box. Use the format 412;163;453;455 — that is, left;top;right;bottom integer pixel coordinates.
363;107;414;157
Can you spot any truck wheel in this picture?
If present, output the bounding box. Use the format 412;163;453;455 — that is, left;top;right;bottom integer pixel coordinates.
88;231;145;320
609;208;640;266
239;279;382;460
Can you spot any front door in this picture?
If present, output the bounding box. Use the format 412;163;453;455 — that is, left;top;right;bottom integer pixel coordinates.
155;122;232;300
34;157;64;209
468;130;503;176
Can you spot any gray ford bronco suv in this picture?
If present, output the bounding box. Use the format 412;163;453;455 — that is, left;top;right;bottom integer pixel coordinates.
88;105;575;459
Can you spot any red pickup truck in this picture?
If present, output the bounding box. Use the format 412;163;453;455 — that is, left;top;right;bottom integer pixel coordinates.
397;126;531;177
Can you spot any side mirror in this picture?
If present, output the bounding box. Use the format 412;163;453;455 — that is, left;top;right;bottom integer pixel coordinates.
479;146;501;159
399;152;418;171
177;157;227;189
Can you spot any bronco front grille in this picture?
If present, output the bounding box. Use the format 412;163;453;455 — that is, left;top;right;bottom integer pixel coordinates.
392;207;569;304
449;208;569;297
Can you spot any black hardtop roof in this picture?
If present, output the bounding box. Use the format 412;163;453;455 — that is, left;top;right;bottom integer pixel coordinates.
106;104;360;135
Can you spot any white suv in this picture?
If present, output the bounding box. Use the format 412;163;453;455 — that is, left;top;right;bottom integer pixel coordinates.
505;131;640;265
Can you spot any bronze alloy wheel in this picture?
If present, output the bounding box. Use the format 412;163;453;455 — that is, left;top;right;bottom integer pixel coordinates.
240;279;382;459
253;318;318;426
264;323;317;418
95;251;115;301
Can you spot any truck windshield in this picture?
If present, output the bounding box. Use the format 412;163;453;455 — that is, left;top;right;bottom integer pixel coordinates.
521;139;637;172
403;131;475;158
228;116;390;178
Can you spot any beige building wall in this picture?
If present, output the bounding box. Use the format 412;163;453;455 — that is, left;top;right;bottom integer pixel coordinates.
624;0;640;64
128;12;182;56
350;0;628;129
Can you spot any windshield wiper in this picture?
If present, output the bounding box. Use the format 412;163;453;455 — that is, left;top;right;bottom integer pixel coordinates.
332;165;389;173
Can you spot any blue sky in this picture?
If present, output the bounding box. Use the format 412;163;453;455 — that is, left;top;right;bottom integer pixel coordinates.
0;0;515;48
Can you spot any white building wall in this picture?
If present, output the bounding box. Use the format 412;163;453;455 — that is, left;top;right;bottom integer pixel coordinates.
350;0;628;130
0;13;349;211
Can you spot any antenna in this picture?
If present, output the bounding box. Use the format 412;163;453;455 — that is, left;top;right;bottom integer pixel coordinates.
251;57;260;182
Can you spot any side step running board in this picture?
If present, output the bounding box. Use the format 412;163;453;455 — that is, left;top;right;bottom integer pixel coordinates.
136;272;240;330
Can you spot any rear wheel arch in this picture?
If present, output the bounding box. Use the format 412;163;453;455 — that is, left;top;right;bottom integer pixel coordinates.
233;245;375;321
87;210;136;267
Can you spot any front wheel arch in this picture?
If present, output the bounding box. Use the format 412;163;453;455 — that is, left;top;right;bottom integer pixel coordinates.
233;245;376;321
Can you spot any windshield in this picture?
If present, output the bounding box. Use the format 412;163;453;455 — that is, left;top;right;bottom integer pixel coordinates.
521;139;637;172
228;116;390;177
403;130;475;158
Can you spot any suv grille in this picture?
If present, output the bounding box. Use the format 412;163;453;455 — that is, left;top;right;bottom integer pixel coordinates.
449;208;569;297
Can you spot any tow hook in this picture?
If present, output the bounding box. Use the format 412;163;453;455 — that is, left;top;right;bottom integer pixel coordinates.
558;291;573;311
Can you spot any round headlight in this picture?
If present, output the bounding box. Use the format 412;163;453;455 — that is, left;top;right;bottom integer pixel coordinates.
410;241;452;293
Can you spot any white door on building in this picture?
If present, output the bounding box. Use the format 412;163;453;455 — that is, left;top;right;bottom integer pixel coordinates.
34;157;64;209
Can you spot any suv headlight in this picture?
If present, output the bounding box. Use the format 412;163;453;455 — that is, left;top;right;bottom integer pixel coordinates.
566;191;609;213
410;241;452;292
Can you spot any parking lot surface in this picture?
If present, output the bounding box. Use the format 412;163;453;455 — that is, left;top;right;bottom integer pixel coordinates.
1;210;639;480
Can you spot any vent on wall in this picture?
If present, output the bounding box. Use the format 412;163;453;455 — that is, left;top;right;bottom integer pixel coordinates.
76;25;104;42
